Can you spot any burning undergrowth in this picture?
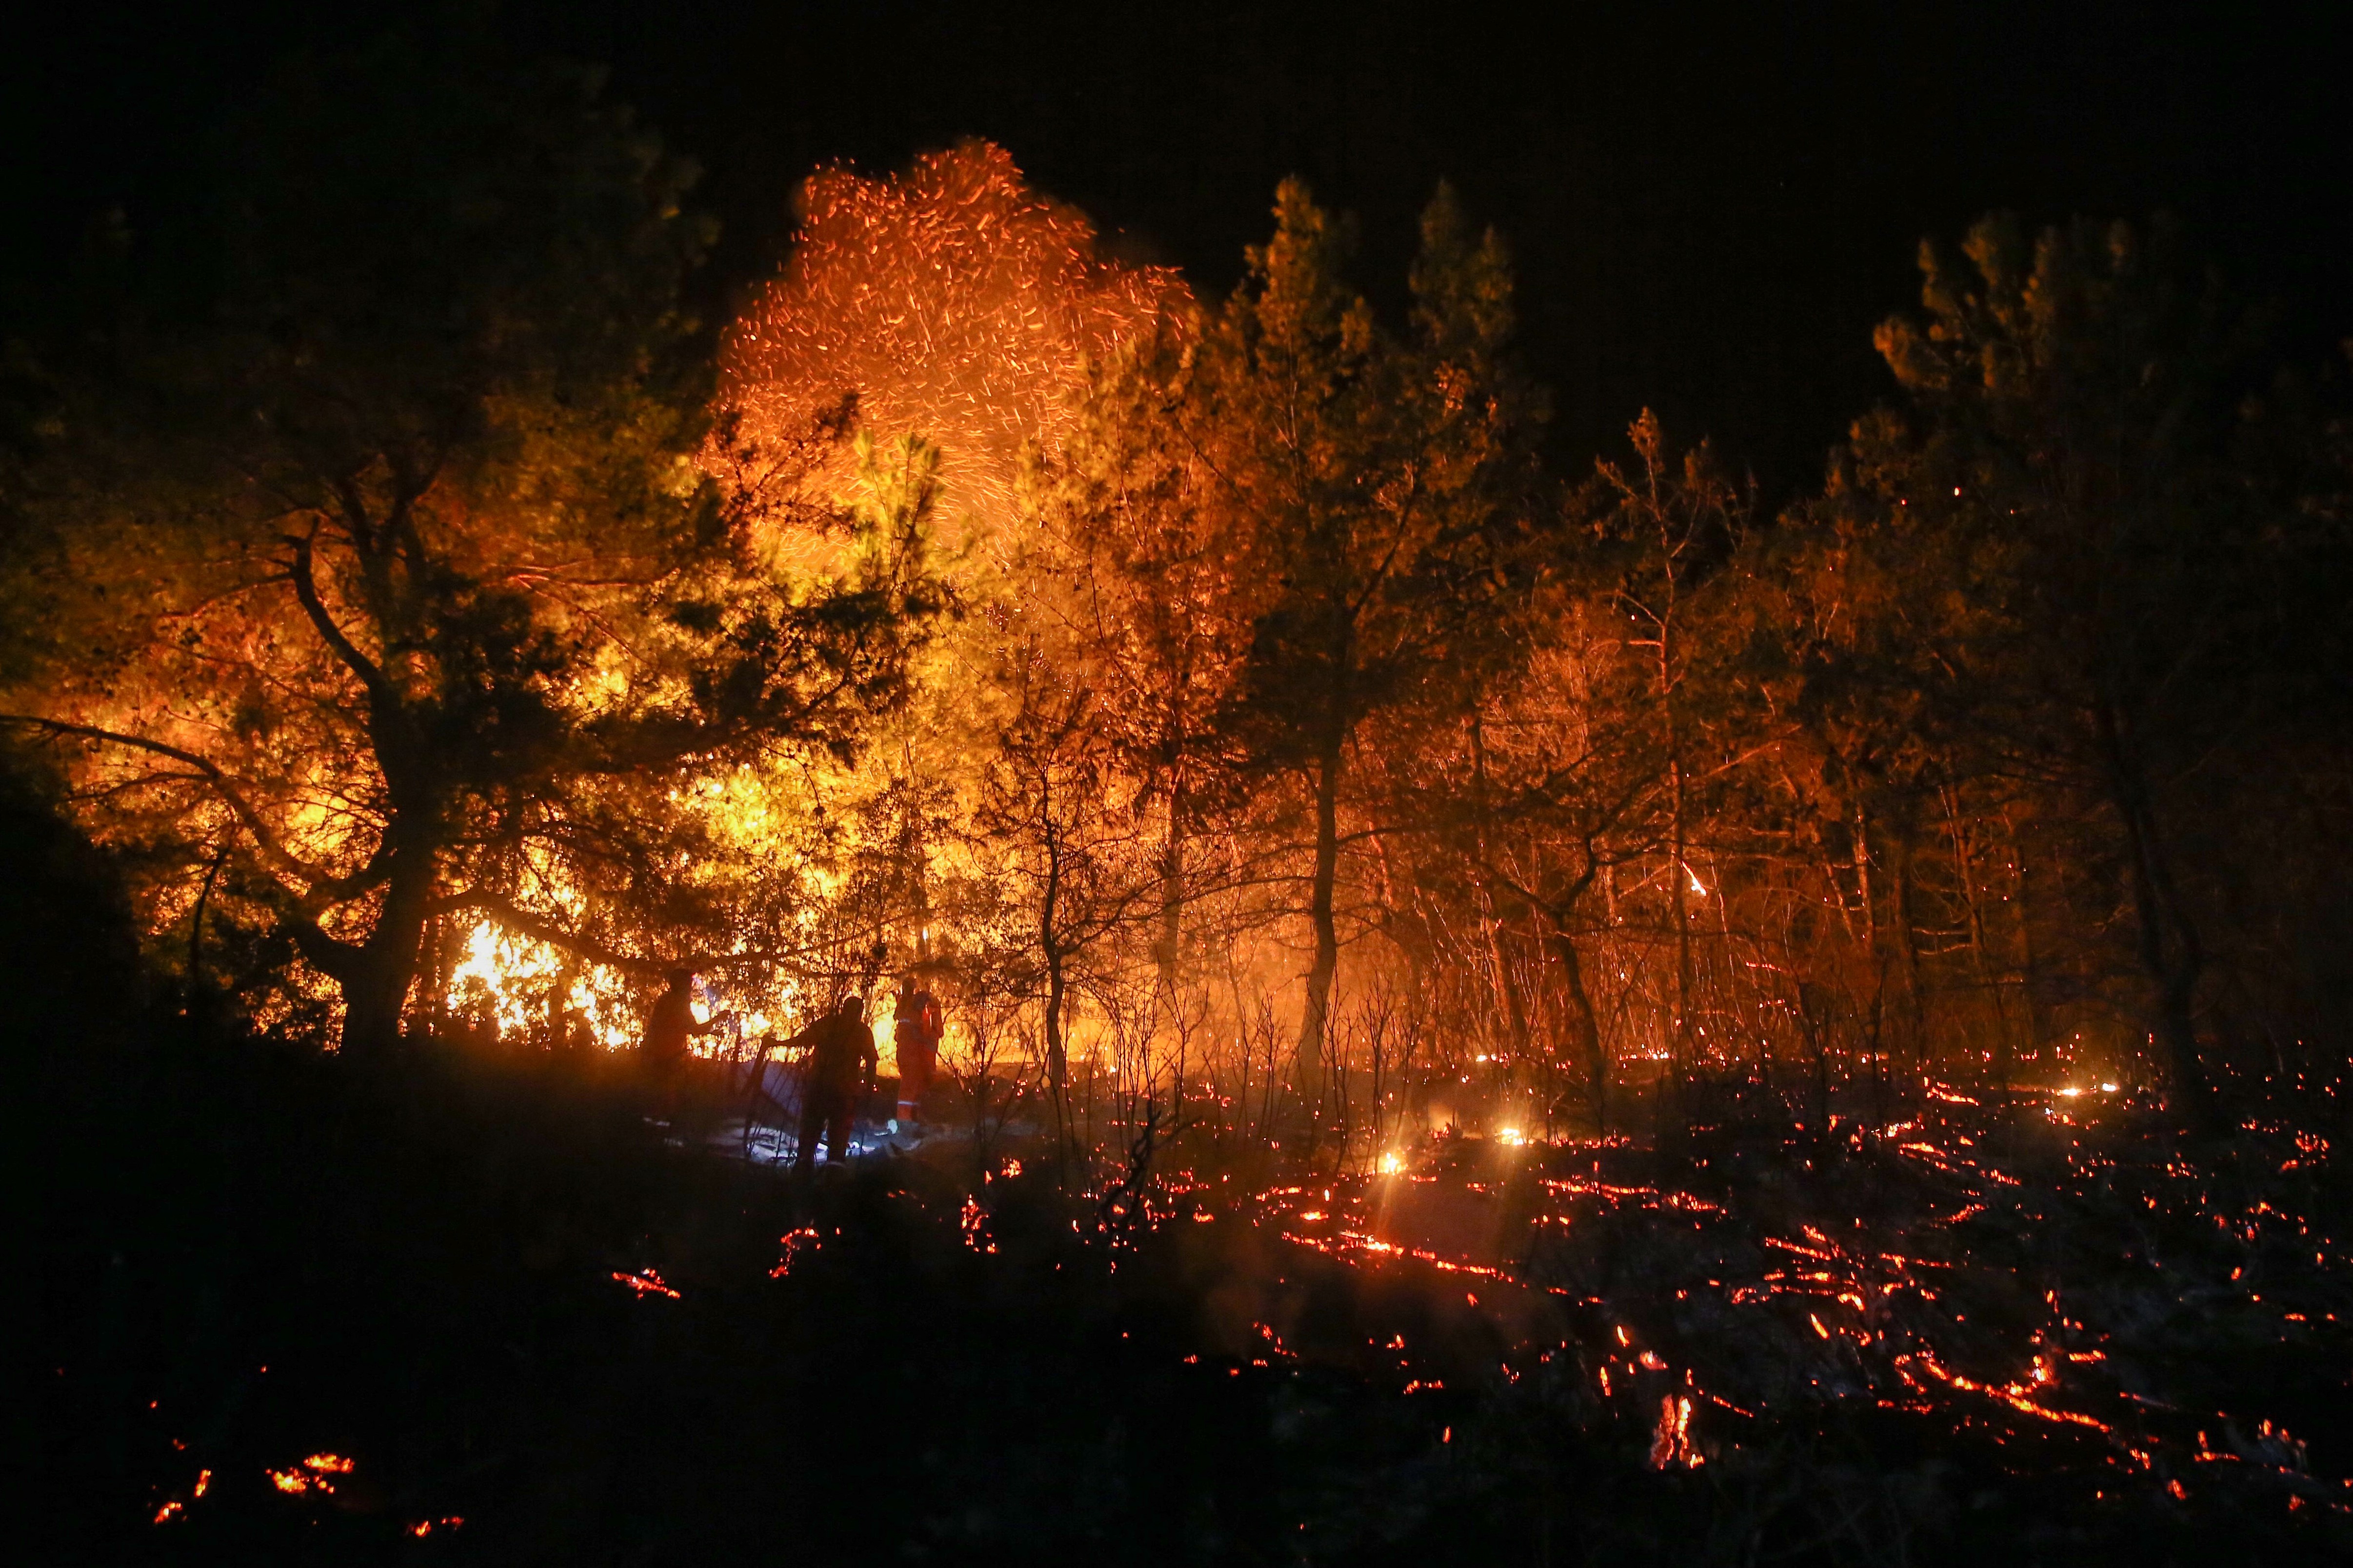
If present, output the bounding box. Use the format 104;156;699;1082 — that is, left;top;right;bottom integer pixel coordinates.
1196;1094;2353;1560
37;988;2353;1565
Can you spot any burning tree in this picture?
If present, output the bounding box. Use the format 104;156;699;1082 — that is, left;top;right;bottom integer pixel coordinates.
698;142;1196;1049
1037;181;1545;1125
711;160;1560;1148
721;139;1189;536
1021;312;1253;1004
1;45;925;1053
9;65;2341;1155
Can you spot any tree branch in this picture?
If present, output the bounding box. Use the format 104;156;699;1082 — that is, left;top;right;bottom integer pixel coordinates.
0;713;341;892
285;527;399;713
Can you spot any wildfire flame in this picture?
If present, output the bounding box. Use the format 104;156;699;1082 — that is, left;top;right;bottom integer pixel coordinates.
613;1268;681;1299
720;139;1188;540
446;920;635;1048
1650;1394;1701;1469
265;1452;355;1496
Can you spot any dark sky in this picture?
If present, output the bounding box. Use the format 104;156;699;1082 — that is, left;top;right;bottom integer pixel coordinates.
7;0;2346;497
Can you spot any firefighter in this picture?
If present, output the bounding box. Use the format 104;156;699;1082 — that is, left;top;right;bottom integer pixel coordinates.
641;969;726;1072
892;981;943;1130
796;993;877;1171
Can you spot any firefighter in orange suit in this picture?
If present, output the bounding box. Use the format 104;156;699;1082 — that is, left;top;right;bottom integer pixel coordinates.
642;968;726;1069
893;982;943;1128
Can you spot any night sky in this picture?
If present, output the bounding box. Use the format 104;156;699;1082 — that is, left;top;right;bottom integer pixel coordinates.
8;0;2346;497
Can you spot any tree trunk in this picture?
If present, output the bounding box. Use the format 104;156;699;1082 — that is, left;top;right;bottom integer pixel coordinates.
1890;830;1930;1089
1944;785;2014;1110
1296;734;1343;1125
186;844;227;1008
1655;570;1692;1139
1665;747;1693;1138
2005;812;2055;1072
1467;718;1533;1069
1156;826;1184;997
2121;793;2215;1130
2094;693;2218;1134
1155;768;1187;996
1479;886;1531;1058
1851;801;1878;1116
1544;915;1609;1136
1041;818;1073;1164
339;832;436;1057
1796;982;1831;1141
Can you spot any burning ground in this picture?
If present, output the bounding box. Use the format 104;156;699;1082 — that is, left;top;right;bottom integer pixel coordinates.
1247;1096;2353;1550
38;991;2353;1565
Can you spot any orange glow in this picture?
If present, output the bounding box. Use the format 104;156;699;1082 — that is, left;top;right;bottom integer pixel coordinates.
264;1452;358;1498
1897;1352;2113;1435
722;139;1187;538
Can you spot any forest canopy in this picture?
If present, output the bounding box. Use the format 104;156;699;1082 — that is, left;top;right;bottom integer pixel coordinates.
0;43;934;1055
4;41;2350;1160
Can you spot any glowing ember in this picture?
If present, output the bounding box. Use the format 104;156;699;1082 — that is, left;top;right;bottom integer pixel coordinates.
264;1452;357;1497
769;1226;822;1278
1187;1095;2349;1517
150;1467;213;1525
961;1195;996;1253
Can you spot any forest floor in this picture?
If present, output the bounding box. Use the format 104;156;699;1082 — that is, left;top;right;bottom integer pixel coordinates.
37;1013;2353;1566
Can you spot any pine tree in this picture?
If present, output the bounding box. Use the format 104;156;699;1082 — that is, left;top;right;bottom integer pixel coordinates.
1114;179;1540;1124
1850;215;2279;1131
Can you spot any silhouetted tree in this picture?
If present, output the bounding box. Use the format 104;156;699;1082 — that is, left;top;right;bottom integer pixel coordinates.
0;38;922;1053
1843;215;2291;1131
